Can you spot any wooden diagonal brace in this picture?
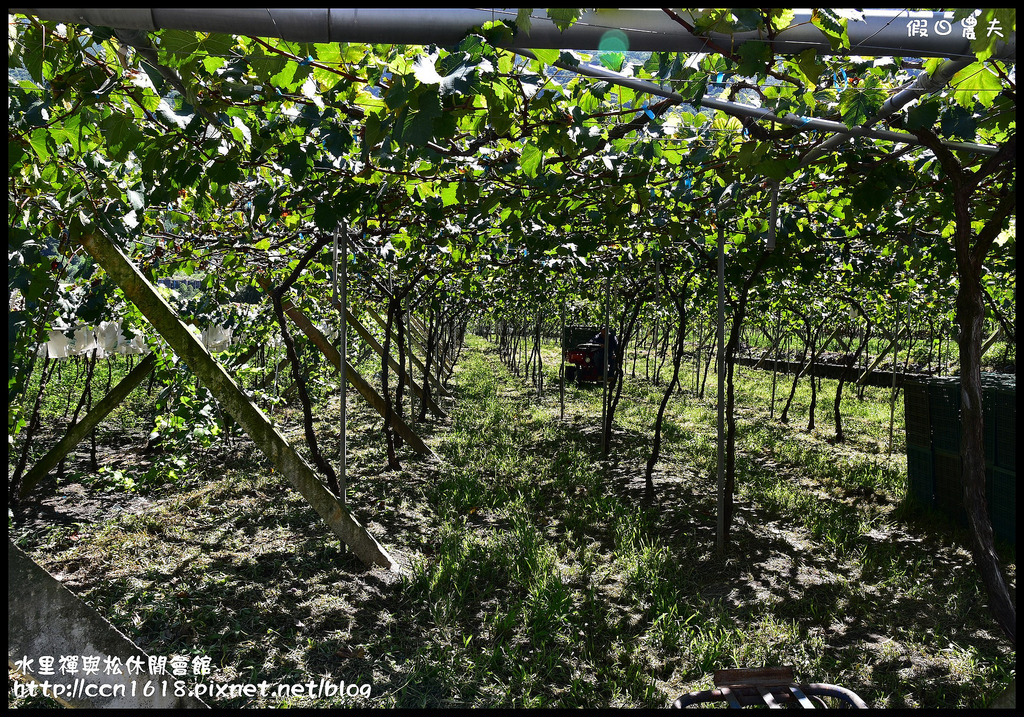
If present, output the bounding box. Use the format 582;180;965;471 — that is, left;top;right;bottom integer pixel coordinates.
19;352;157;499
363;305;451;397
857;327;908;385
407;311;454;375
333;298;445;418
265;287;433;457
78;232;399;572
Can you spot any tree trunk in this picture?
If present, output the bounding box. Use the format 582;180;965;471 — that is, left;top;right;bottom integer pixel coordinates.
645;324;683;494
645;271;695;493
604;293;645;450
780;315;810;424
417;305;435;423
914;127;1016;646
721;249;773;547
834;299;872;443
10;357;56;503
953;189;1015;646
806;317;819;432
270;291;342;495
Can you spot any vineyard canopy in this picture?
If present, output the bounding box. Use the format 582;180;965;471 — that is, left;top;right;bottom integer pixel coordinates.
7;8;1016;640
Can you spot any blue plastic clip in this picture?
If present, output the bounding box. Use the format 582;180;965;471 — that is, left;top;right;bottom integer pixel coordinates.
299;55;314;66
642;101;655;120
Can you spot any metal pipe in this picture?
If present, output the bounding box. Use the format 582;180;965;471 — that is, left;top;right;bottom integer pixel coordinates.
559;302;565;421
715;219;726;555
602;274;610;456
11;8;1014;59
801;683;870;709
335;225;348;506
799;56;975;166
513;48;1000;156
11;8;1004;155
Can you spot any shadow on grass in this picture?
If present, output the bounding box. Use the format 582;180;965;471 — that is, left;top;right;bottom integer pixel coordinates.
9;338;1015;709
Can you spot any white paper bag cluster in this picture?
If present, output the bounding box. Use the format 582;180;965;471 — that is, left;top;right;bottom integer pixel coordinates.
38;321;236;358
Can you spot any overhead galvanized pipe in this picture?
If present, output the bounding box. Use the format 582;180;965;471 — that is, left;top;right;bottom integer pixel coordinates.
12;7;1006;156
799;56;976;166
513;48;1000;157
11;8;1015;59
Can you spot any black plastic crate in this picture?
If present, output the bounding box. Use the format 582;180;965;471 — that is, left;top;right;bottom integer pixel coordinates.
563;325;601;351
983;395;998;465
907;375;1013;540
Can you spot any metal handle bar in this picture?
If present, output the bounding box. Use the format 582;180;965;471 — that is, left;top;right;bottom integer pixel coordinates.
673;682;868;709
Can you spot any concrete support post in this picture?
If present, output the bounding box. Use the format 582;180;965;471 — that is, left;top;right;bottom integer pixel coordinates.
8;539;210;708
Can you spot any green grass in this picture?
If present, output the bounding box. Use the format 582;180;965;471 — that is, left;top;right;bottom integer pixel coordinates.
9;334;1015;709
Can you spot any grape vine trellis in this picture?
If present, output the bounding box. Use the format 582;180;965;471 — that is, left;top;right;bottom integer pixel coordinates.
7;9;1016;646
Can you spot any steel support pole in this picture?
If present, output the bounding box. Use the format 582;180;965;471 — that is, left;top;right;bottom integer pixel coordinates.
407;306;416;417
523;311;528;381
602;275;611;456
716;222;727;555
535;310;542;399
655;252;661;383
334;225;348;507
560;302;565;421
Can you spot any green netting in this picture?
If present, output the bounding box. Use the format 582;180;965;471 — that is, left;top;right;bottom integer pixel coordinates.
928;378;961;454
906;444;934;507
903;381;931;449
987;465;1016;544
